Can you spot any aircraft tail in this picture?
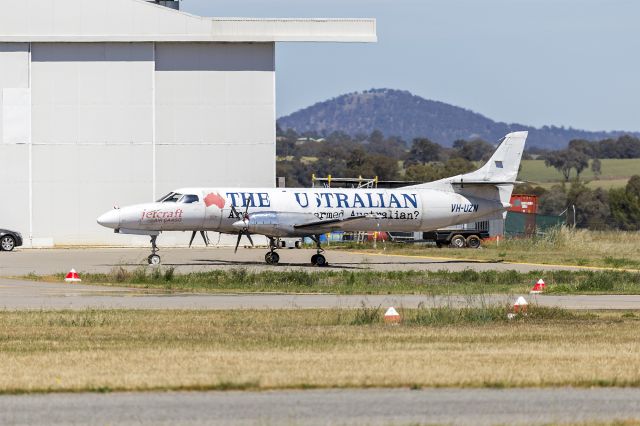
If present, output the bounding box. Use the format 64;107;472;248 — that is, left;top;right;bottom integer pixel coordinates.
455;131;527;184
406;131;528;208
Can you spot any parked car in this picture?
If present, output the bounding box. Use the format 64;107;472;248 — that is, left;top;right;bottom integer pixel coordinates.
0;229;23;251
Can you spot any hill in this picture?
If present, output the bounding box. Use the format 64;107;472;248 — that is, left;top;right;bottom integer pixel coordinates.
278;89;639;149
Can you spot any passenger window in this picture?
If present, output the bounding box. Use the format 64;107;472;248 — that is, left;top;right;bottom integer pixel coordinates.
180;194;200;204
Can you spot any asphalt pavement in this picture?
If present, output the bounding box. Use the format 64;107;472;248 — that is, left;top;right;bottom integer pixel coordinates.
2;277;640;310
1;388;640;425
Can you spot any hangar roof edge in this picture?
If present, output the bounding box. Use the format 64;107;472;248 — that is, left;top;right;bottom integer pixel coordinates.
0;0;376;43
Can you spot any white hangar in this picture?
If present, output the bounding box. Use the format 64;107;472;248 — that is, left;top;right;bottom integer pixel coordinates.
0;0;376;246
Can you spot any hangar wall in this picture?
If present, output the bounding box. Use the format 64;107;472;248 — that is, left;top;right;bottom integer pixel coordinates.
0;41;275;246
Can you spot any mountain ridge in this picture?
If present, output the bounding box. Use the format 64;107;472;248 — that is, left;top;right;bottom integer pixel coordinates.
277;89;639;149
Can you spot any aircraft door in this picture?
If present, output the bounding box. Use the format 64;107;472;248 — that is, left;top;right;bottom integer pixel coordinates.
172;193;205;231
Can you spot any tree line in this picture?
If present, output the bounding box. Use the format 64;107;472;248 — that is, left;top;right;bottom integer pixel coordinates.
276;127;497;187
276;127;640;230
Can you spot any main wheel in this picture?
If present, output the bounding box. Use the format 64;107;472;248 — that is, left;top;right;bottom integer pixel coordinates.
148;254;161;265
311;254;319;265
315;254;327;267
450;234;467;249
265;252;280;265
466;235;482;249
0;235;16;251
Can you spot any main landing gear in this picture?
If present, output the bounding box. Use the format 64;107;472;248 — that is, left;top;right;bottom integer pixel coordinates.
309;235;328;267
265;237;280;265
148;235;161;265
263;236;328;267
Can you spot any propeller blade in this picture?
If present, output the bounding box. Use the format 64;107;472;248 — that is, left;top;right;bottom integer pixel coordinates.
189;231;197;248
244;231;254;247
234;232;242;253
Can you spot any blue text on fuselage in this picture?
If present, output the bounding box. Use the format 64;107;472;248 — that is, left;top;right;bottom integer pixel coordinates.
294;192;418;209
451;203;479;213
226;192;271;208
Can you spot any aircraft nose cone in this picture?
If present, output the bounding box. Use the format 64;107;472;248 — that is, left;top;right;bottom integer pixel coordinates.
97;209;121;229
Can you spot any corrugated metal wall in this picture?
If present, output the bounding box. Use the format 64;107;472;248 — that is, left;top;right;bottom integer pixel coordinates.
0;42;276;246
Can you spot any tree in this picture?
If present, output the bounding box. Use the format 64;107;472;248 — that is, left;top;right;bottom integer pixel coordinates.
513;183;548;197
367;134;407;158
538;185;568;215
369;154;400;180
452;139;495;162
566;181;611;229
609;175;640;230
443;157;475;176
591;158;602;180
544;149;590;181
572;151;590;179
544;151;573;181
568;139;595;157
404;138;442;166
626;174;640;199
405;163;446;182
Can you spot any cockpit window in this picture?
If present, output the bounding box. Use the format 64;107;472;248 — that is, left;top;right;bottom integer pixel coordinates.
179;194;199;204
156;193;173;202
158;192;182;203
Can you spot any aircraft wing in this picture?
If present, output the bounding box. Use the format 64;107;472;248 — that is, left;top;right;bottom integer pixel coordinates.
293;215;373;232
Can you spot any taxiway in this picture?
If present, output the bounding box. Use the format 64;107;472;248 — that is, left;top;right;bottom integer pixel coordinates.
0;247;593;277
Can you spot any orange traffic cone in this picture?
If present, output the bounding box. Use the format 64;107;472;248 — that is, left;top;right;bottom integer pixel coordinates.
64;269;82;283
513;296;528;314
384;307;401;324
530;279;546;294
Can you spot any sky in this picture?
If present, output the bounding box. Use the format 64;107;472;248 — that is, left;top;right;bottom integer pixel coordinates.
182;0;640;132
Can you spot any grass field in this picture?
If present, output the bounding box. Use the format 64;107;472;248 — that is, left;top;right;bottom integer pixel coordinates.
345;228;640;271
518;158;640;189
31;268;640;296
1;308;640;393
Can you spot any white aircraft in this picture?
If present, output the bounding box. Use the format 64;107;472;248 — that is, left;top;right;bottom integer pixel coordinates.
97;131;527;266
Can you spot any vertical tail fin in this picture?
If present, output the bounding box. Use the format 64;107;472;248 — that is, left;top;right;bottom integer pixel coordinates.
405;131;528;209
457;131;528;184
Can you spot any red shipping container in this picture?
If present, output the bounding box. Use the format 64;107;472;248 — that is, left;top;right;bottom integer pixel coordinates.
509;194;538;214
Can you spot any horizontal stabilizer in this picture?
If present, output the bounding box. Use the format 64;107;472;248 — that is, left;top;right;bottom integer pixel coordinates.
450;180;524;186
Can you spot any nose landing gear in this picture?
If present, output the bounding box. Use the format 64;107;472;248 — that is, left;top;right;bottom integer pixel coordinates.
265;237;280;265
147;235;161;265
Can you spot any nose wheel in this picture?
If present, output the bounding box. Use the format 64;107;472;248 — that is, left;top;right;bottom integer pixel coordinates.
147;235;161;265
265;237;280;265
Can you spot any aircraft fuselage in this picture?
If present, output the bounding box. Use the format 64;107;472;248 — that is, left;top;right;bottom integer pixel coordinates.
99;187;506;238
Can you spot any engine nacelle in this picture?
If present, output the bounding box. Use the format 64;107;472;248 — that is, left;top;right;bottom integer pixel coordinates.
242;212;314;237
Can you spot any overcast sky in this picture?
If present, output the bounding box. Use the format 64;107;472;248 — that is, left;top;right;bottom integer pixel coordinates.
182;0;639;132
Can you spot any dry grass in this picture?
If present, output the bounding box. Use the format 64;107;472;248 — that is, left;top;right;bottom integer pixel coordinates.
1;308;640;393
346;228;640;270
